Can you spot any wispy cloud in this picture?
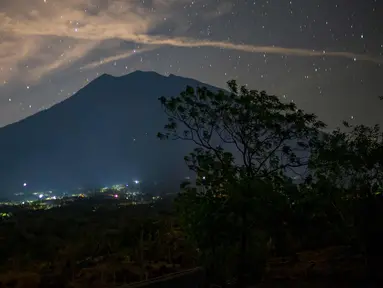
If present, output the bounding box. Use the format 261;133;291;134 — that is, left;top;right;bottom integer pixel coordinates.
30;41;101;81
81;46;157;70
0;0;381;83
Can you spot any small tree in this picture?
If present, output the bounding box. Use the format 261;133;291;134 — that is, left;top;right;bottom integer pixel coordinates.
158;80;326;286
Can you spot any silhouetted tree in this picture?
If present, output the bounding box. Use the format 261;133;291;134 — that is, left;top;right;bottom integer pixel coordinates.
158;80;326;286
309;117;383;284
310;122;382;196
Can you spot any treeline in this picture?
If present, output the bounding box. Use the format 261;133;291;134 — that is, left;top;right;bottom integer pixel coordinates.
158;80;383;287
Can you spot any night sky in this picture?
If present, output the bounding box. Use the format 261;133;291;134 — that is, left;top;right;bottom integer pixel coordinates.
0;0;382;129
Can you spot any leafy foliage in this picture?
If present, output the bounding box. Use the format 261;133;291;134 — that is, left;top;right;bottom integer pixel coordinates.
310;122;383;197
158;80;326;183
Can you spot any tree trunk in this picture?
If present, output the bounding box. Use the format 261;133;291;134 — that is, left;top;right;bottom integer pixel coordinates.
237;212;247;288
139;227;145;280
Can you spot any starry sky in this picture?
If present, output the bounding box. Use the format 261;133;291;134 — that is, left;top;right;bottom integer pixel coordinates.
0;0;382;129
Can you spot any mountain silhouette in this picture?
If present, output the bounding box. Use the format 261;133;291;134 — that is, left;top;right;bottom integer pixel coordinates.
0;71;219;195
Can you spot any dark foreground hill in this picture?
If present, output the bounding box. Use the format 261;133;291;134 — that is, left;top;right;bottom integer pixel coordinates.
0;71;219;194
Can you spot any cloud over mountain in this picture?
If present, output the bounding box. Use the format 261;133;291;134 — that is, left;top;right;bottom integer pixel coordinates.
1;0;381;83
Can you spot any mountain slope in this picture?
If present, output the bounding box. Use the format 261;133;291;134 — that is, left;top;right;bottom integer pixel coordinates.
0;71;218;194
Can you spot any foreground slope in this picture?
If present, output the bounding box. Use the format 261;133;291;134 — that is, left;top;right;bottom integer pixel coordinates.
0;71;218;194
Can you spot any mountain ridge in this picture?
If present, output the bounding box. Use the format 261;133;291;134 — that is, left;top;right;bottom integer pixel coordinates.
1;71;217;130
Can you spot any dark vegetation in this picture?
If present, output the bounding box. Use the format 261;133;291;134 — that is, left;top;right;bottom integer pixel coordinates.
1;80;382;287
158;81;383;287
0;199;198;288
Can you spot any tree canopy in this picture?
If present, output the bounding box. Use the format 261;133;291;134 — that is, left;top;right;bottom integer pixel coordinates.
158;80;329;286
310;121;383;197
158;80;326;185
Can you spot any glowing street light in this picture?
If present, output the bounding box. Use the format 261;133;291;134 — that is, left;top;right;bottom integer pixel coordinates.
134;180;140;184
23;183;27;187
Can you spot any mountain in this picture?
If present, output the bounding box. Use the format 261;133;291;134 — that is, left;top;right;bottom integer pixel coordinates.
0;71;219;195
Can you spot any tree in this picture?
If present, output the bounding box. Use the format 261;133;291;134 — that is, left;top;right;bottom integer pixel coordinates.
310;122;383;197
309;119;383;283
158;80;326;286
